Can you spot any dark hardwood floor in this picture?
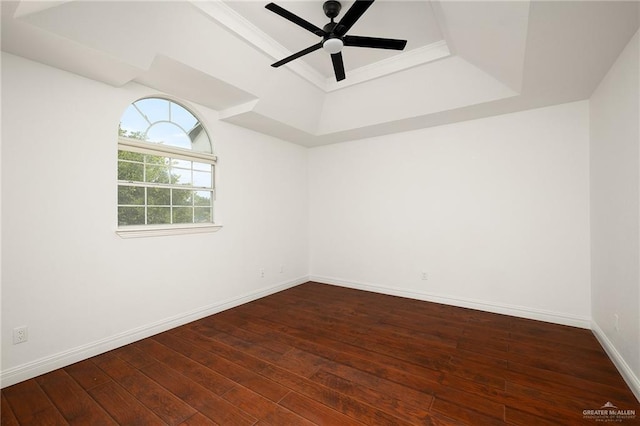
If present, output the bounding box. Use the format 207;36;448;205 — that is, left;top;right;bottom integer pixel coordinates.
2;282;639;425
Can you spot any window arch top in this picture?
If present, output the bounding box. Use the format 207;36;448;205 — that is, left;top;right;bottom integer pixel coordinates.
119;98;212;154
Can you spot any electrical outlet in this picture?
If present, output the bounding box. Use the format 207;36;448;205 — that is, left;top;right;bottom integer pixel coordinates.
614;314;620;332
421;272;428;280
13;326;28;344
279;265;285;274
259;268;265;278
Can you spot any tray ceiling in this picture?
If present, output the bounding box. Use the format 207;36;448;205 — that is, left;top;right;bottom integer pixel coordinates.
1;1;638;146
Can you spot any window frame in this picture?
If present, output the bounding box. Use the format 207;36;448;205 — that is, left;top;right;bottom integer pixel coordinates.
116;104;221;238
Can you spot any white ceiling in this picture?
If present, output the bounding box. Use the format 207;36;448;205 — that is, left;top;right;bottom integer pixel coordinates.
225;0;444;77
1;1;639;146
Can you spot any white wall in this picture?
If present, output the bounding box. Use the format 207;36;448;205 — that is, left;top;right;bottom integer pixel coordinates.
3;29;639;397
0;53;309;386
309;101;592;326
590;29;640;398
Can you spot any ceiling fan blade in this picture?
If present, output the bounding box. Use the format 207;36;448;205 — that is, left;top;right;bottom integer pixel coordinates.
271;42;323;67
331;52;346;81
334;0;375;37
344;35;407;50
265;3;325;36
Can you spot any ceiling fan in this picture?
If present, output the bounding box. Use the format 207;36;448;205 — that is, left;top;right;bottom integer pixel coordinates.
265;0;407;82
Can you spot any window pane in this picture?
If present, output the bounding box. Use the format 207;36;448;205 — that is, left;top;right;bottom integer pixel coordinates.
193;162;210;171
194;207;212;223
147;122;191;150
173;207;193;224
193;171;212;187
118;207;145;226
118;185;144;205
119;105;149;137
145;164;170;184
171;102;198;133
194;191;211;207
121;98;212;153
147;207;171;224
118;161;144;182
145;154;169;166
118;150;144;162
172;189;192;206
172;159;191;169
135;98;169;123
147;187;170;206
171;168;192;185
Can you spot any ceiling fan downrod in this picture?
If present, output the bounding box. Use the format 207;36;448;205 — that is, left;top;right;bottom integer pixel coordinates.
322;1;344;55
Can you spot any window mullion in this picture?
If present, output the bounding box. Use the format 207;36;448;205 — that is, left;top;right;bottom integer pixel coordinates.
170;186;174;225
144;187;148;225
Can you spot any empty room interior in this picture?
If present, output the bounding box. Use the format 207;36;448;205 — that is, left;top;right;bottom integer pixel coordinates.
1;0;640;424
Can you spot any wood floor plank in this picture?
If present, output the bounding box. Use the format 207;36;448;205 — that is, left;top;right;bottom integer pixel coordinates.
279;309;441;368
221;384;315;425
507;360;637;405
505;369;625;408
1;379;68;425
1;392;20;426
111;343;158;369
508;319;596;348
445;355;506;390
132;338;236;397
87;381;166;425
504;406;566;426
457;336;510;359
188;314;444;404
434;386;505;420
273;348;331;378
152;332;291;404
35;369;117;425
177;412;219;426
153;332;266;382
259;363;416;426
505;380;636;422
221;312;450;379
318;361;434;415
310;368;433;424
140;362;256;425
63;359;112;391
278;391;366;426
2;282;638;425
432;396;505;426
196;316;292;356
505;348;624;388
378;316;463;347
94;356;197;425
256;310;446;391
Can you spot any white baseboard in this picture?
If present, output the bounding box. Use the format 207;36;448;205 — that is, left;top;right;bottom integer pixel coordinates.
0;276;308;389
309;275;592;329
591;321;640;402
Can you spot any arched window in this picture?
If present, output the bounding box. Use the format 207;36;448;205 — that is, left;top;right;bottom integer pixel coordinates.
117;98;220;237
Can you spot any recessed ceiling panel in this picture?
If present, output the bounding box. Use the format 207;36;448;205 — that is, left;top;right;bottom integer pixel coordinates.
225;0;444;78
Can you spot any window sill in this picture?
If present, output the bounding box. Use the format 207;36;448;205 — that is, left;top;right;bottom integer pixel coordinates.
116;223;223;238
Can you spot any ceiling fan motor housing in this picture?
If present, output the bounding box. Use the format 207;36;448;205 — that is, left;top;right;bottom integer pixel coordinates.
322;20;343;53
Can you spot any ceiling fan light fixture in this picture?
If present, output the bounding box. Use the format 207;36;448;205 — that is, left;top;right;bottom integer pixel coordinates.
323;37;343;54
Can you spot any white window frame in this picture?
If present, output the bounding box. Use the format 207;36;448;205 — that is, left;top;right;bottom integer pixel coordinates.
116;137;222;238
